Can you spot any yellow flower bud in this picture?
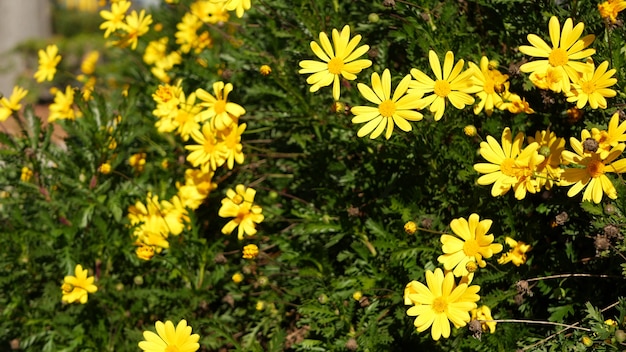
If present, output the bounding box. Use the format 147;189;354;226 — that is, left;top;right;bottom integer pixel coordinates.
259;65;272;76
463;125;477;137
404;221;417;235
232;272;244;284
352;291;362;301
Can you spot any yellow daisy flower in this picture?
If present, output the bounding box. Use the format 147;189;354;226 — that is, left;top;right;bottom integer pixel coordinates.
0;86;28;121
470;305;496;333
138;320;200;352
118;10;153;50
48;86;76;123
409;50;478;121
196;81;246;131
566;60;617;109
217;122;246;169
299;25;372;101
218;184;264;239
598;0;626;23
351;69;423;139
498;237;532;266
34;45;62;83
405;268;480;341
99;0;131;38
527;129;565;190
242;244;259;259
61;264;98;304
468;56;509;116
473;128;545;199
222;0;251;18
561;132;626;203
519;16;595;93
185;123;228;172
437;213;503;277
591;112;626;159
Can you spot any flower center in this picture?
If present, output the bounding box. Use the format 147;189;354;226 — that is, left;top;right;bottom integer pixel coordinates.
214;99;227;114
378;99;396;118
500;158;517;176
548;48;569;67
203;139;216;153
434;80;451;97
432;296;448;313
327;57;344;75
587;159;605;178
580;81;596;94
165;346;181;352
483;79;495;94
463;239;480;257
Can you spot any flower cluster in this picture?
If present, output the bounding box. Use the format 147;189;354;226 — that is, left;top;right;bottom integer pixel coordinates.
474;113;626;203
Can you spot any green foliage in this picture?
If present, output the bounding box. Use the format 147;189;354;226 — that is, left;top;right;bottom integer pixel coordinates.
2;0;626;351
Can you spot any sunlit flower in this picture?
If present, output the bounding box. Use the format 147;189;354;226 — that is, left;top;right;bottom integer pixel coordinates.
196;82;246;131
0;86;28;121
157;90;203;141
463;125;477;137
176;168;216;210
351;69;423;139
519;16;595;93
98;162;111;174
566;61;617;109
474;128;545;199
299;25;372;101
191;0;230;24
468;56;509;116
136;244;155;261
80;50;100;75
242;244;259;259
437;213;503;277
259;65;272;76
471;305;496;333
152;81;183;121
527;129;565;190
138;320;200;352
118;10;153;50
48;86;76;122
598;0;626;23
561;132;626;203
529;65;564;92
591;112;626;159
185;122;228;171
499;92;535;114
144;37;169;66
218;184;264;239
497;237;532;266
99;0;131;38
129;152;147;173
404;221;417;235
405;268;480;341
232;272;244;283
34;45;62;83
222;0;251;18
217;122;246;169
61;264;98;304
409;50;478;121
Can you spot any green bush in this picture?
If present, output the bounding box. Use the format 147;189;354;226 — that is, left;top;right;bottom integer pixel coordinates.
2;0;626;351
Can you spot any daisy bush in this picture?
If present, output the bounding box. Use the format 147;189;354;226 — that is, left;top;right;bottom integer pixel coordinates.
3;0;626;351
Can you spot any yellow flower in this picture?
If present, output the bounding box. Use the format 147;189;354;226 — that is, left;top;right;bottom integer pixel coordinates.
61;264;98;304
80;50;100;75
176;169;216;210
176;12;202;54
409;50;478;121
598;0;626;23
129;152;147;172
20;166;33;182
217;122;246;169
218;184;265;239
223;0;251;18
497;237;531;266
299;25;372;101
256;300;265;310
232;272;244;283
527;129;565;190
138;320;200;352
561;132;626;203
471;305;496;333
157;90;203;141
136;245;155;261
98;162;111;174
566;61;617;109
591;112;626;159
196;81;246;131
473;128;545;199
242;244;259;259
463;125;477;137
34;45;62;83
48;86;76;122
352;291;363;301
529;65;564;92
499;92;535;114
191;0;230;24
118;10;153;50
185;123;228;172
259;65;272;76
0;86;28;121
468;56;509;116
405;268;480;341
404;221;417;235
519;16;595;93
605;319;618;326
351;69;423;139
437;213;503;277
99;0;131;37
143;37;168;65
152;81;183;121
